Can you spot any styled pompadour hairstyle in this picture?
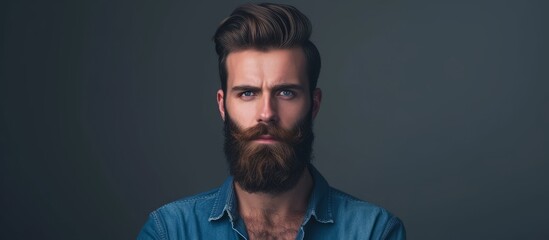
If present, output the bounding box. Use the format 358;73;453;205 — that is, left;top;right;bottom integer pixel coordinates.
213;3;321;94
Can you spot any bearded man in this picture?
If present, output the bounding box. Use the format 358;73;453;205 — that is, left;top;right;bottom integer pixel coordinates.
138;3;405;240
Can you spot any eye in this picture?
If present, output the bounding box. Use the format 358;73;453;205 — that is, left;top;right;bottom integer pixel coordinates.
241;91;254;97
278;90;295;98
239;90;256;100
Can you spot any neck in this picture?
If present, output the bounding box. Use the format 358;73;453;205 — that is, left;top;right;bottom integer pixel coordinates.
234;166;313;219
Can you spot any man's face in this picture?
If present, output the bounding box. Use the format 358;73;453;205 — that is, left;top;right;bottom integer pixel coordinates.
217;48;322;193
219;48;320;130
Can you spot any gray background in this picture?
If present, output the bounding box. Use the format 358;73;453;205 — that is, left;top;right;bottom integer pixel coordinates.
1;0;548;239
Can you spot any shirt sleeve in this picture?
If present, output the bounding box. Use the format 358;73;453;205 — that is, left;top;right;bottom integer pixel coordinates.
137;211;165;240
381;216;406;240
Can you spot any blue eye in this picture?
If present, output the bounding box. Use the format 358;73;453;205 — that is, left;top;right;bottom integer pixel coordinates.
279;90;294;97
239;91;256;99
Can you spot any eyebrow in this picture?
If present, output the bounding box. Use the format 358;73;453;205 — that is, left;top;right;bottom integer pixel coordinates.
272;84;305;92
231;83;305;92
231;85;261;92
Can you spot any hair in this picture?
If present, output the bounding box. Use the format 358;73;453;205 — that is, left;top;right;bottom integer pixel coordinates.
213;3;321;94
224;107;314;193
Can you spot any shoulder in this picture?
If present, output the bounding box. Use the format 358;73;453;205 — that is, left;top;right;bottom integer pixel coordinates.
329;187;391;217
138;189;220;240
153;188;218;219
329;187;406;239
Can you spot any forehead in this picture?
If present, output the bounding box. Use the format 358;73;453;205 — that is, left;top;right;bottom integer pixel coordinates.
225;48;308;88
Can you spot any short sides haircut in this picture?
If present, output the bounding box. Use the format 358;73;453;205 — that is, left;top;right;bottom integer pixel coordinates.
213;3;321;94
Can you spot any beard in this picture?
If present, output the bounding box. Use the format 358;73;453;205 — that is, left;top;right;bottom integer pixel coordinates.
223;111;315;194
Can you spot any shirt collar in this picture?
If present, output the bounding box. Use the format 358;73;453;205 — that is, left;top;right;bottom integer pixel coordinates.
208;164;334;224
303;164;334;224
208;175;238;222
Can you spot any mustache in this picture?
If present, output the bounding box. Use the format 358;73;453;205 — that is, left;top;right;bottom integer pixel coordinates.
229;121;304;144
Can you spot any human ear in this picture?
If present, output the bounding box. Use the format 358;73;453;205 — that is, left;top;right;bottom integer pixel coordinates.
216;89;225;121
311;88;322;119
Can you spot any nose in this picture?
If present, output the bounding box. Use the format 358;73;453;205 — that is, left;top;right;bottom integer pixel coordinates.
258;95;278;123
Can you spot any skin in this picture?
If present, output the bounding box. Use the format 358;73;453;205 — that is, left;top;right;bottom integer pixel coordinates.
216;48;322;239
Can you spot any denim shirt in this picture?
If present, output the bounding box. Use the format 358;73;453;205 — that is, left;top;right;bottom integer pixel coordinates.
138;165;406;239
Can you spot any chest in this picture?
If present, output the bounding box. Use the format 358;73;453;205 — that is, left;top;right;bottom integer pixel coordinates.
243;216;302;240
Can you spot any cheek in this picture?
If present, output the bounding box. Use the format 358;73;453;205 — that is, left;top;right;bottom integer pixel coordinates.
226;100;257;128
278;100;310;127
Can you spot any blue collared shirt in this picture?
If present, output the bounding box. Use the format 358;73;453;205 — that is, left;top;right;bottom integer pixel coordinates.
138;166;406;239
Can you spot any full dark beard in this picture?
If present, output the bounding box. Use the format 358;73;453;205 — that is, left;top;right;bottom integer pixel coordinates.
223;112;314;194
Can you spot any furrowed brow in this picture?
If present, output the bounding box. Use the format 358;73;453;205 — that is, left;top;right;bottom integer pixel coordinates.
271;84;305;92
231;85;261;92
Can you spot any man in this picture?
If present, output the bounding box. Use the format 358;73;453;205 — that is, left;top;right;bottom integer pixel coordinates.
138;3;405;240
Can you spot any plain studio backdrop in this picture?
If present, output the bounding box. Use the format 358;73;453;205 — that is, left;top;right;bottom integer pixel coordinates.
1;0;547;239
